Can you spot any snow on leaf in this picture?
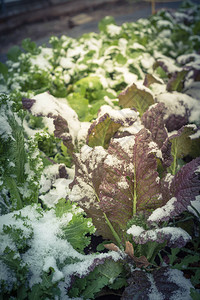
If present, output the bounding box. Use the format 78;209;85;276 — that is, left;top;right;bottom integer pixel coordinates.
87;105;138;149
121;267;193;300
118;83;155;116
168;125;200;175
170;157;200;215
128;226;191;248
148;157;200;223
53;115;74;154
99;129;162;239
22;92;81;145
69;145;115;240
143;74;163;88
167;70;188;92
141;102;168;148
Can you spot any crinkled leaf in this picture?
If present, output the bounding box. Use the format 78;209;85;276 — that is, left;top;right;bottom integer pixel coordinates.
121;267;193;300
118;83;154;116
69;145;113;239
70;129;162;242
128;225;191;248
87;114;121;148
168;125;200;175
148;157;200;223
167;70;188;92
55;198;77;218
104;243;120;252
141;102;168;148
68;259;124;300
125;241;150;268
99;129;162;239
60;213;95;253
143;74;163;88
53;115;74;154
170;157;200;215
87;106;138;148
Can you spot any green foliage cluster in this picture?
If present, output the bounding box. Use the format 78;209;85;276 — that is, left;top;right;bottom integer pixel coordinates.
0;1;200;299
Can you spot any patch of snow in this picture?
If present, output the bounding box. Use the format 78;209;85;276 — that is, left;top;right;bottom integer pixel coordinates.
165;268;193;300
127;225;145;236
148;197;177;222
107;24;121;36
188;195;200;220
147;273;164;300
32;92;81;142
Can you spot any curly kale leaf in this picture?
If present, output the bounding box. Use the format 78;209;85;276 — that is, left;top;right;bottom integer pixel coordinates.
0;94;43;214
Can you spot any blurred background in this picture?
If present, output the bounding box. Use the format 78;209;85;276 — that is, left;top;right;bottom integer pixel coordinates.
0;0;198;59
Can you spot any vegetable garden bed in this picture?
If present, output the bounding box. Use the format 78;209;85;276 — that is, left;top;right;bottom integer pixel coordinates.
0;0;200;299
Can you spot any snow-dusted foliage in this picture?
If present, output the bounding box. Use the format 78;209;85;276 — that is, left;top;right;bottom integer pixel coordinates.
0;1;200;299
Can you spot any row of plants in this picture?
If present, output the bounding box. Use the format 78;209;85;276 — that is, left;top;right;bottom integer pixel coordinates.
0;0;200;299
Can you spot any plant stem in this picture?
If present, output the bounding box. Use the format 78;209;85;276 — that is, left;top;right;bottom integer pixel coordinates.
172;140;177;175
95;193;123;250
102;212;123;249
133;168;137;215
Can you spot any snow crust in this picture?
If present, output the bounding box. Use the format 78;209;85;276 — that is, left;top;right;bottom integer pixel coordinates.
148;197;177;222
165;268;193;300
0;205;121;298
32;92;81;142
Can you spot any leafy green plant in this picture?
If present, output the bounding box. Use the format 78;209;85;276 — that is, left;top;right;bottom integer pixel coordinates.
1;1;200;298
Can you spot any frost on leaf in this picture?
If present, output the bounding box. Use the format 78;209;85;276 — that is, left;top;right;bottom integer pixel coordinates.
121;267;193;300
99;129;162;239
53;115;74;154
118;83;154;116
167;70;188;92
70;129;162;242
128;225;191;248
149;157;200;223
69;145;115;239
170;157;200;216
143;74;163;88
22;92;81;149
168;125;200;175
87;105;138;149
141;103;168;148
